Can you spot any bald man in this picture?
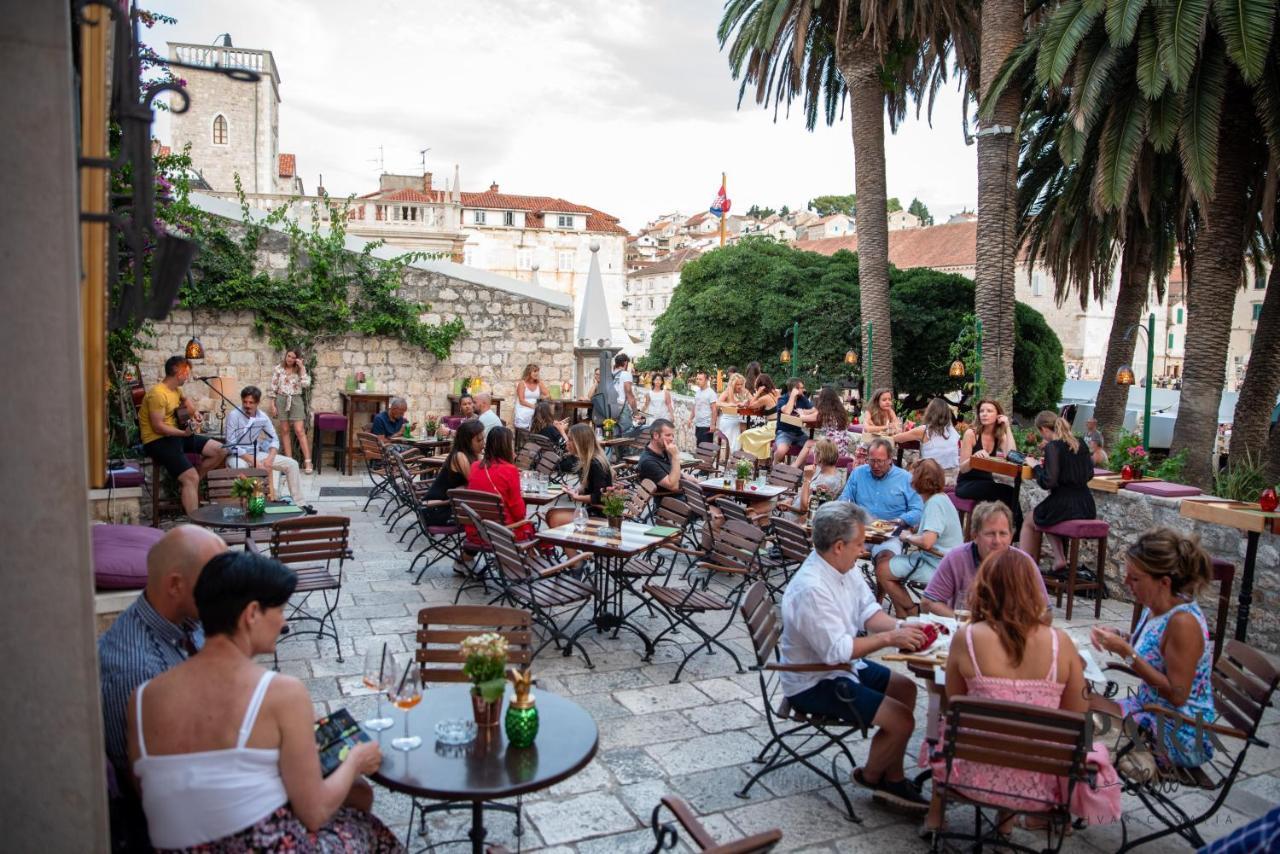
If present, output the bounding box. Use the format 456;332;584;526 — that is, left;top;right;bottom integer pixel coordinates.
98;525;227;775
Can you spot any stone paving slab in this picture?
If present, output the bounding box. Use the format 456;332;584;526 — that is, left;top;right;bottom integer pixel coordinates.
268;471;1279;852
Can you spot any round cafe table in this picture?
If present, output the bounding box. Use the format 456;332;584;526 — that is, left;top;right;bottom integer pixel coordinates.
370;684;598;853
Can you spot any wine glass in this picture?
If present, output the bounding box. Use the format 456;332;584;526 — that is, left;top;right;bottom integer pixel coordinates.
390;668;423;752
361;647;394;732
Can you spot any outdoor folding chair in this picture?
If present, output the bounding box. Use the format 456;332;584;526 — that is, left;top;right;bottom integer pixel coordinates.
690;441;724;476
447;489;510;603
357;433;394;513
270;515;350;661
762;515;810;593
409;605;534;847
623;477;657;523
1108;639;1279;852
479;517;595;666
644;518;763;682
649;795;781;853
735;581;866;822
204;467;270;549
931;697;1093;854
383;447;430;536
386;454;463;585
612;497;703;630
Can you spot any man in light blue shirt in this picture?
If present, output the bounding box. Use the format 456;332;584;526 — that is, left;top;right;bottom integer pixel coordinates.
839;436;923;582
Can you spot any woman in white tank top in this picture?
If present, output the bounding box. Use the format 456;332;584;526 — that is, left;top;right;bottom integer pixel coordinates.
895;397;961;485
127;551;402;852
641;373;674;424
513;363;549;430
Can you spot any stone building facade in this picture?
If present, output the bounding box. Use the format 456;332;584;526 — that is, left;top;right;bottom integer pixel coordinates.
139;194;574;419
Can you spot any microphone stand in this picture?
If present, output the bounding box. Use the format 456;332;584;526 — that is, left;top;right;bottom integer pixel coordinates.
196;376;259;467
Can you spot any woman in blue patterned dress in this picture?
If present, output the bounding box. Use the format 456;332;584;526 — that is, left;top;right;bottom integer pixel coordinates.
1090;528;1216;768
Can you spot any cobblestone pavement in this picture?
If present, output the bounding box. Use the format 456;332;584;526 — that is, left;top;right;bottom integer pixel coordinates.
275;471;1279;853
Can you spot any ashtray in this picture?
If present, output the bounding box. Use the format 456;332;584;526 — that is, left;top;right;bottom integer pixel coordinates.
434;718;477;745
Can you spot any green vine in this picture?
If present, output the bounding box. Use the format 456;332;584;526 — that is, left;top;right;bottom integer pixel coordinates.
183;176;465;360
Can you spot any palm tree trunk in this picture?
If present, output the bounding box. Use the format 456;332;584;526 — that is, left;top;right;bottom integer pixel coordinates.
1094;228;1153;447
974;0;1023;412
1171;88;1253;490
1231;259;1280;466
837;36;894;392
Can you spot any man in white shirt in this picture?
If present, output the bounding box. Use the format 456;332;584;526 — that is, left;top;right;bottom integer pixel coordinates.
780;501;929;812
689;370;718;447
473;392;503;439
612;353;637;433
224;386;300;500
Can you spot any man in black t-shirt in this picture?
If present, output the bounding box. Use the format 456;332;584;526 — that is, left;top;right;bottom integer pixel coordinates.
635;419;683;493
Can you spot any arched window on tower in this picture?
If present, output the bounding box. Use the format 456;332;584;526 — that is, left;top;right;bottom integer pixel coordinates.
212;114;228;145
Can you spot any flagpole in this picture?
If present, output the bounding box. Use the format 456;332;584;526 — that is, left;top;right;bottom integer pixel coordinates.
719;172;727;248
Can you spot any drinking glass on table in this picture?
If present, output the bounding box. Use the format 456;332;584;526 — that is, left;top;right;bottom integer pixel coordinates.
390;668;423;751
954;609;972;626
361;647;394;732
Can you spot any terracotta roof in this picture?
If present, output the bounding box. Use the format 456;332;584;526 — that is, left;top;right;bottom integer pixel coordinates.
355;184;628;235
630;248;701;277
278;153;296;178
794;221;977;270
373;187;441;203
685;211;711;227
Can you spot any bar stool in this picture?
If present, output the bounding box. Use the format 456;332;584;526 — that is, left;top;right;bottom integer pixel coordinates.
312;412;348;474
1035;518;1109;620
945;488;976;541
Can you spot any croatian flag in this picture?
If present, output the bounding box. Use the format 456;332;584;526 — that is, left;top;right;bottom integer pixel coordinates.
710;181;732;217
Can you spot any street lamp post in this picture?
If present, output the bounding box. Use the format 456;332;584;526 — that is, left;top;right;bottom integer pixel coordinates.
779;321;800;378
1115;312;1157;449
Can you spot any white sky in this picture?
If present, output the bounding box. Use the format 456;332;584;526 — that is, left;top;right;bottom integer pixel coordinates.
152;0;978;232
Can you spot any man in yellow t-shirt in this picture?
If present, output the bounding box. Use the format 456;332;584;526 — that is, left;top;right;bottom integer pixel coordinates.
141;356;226;513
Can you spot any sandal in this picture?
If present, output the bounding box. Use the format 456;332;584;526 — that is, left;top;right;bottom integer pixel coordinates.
303;459;314;474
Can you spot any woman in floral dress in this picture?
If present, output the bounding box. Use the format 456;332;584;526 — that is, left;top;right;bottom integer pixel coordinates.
269;348;313;473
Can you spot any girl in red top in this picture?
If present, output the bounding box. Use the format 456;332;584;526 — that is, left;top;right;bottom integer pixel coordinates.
466;426;534;544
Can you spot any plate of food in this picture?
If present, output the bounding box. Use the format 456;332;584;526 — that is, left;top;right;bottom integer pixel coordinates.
902;617;954;655
870;520;897;534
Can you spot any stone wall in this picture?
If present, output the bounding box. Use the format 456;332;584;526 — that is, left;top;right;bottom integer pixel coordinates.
1021;482;1280;654
138;195;574;421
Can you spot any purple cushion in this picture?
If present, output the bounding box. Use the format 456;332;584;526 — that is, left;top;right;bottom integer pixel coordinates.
107;465;144;488
314;412;348;431
1123;481;1201;498
442;416;464;431
1093;467;1114;476
427;525;462;534
93;524;164;590
1037;518;1110;538
947;493;977;512
849;424;864;433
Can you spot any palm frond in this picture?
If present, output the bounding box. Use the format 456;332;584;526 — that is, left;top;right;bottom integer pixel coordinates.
1177;39;1227;201
1135;10;1168;97
1037;0;1105;86
1156;0;1211;91
1105;0;1150;46
981;26;1044;118
1093;88;1151;212
1211;0;1276;83
1149;87;1183;151
1254;51;1280;157
1070;28;1121;132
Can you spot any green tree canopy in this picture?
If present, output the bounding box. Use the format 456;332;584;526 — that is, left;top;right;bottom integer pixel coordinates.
640;239;1063;415
807;194;857;217
907;197;933;226
745;204;778;219
886;197;903;213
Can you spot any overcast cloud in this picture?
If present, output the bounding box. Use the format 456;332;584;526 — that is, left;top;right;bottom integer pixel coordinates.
154;0;978;231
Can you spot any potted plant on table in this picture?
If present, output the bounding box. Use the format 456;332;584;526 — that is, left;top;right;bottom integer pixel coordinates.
423;415;440;439
600;484;628;534
460;633;509;728
734;460;754;491
601;418;617;440
230;476;263;515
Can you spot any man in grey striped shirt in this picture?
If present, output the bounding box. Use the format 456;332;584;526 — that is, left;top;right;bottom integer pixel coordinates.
98;525;227;775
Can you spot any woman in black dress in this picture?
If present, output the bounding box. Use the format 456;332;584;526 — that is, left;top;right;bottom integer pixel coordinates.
955;398;1021;531
421;420;485;526
1020;410;1096;572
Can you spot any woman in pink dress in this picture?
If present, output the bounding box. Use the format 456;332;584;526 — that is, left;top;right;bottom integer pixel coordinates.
924;549;1103;838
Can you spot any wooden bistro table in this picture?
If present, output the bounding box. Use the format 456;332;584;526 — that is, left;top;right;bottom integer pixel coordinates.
554;398;593;424
1180;498;1280;641
409;437;453;456
370;684;597;854
186;502;305;548
535;519;681;658
968;454;1035;511
697;476;789;505
338;391;391;476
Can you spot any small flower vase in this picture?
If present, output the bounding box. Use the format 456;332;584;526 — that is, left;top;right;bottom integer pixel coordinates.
1121;464;1134;481
470;690;502;728
504;702;539;749
603;428;614;440
247;495;266;516
606;515;623;534
735;478;745;490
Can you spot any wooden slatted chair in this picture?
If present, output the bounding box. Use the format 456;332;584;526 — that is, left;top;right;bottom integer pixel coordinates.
478;517;595;666
624;478;657;523
1109;639;1279;852
764;515;811;592
612;498;703;630
357;432;395;513
649;796;781;853
447;489;512;603
203;468;271;550
383;452;462;585
932;697;1093;853
690;441;724;476
270;515;350;662
644;518;763;682
735;581;865;822
413;605;534;844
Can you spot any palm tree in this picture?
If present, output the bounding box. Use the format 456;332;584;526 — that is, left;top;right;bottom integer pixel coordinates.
984;0;1279;489
1231;237;1280;467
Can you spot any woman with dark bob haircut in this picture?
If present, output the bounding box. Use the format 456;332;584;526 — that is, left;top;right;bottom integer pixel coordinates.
126;551;403;852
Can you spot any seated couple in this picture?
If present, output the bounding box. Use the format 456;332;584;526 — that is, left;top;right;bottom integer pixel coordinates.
99;527;401;851
140;355;228;514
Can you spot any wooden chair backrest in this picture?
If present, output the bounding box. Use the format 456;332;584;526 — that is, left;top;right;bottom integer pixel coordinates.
654;795;780;854
729;450;759;477
652;497;692;531
771;516;812;563
942;697;1091;782
739;581;780;666
515;442;539;470
679;478;709;519
448;488;506;528
206;467;269;505
626;478;657;518
269;515;351;567
695;441;721;472
767;463;804;491
1210;639;1280;738
704;518;765;572
711;496;752;526
535;450;562;476
480;519;541;583
415;604;533;684
357;433;384;461
526;433;555;452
